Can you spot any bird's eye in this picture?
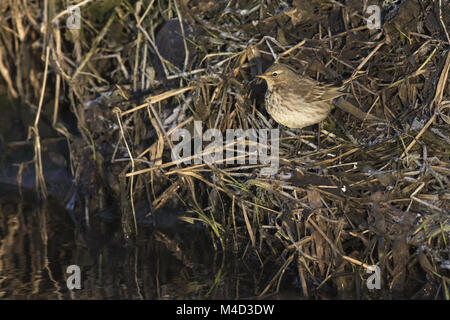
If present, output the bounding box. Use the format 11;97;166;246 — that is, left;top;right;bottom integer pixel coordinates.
272;72;278;77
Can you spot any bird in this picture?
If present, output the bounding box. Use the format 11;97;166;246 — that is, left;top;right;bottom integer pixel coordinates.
256;63;382;129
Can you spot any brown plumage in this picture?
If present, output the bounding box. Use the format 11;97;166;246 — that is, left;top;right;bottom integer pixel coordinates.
257;64;343;128
257;63;383;128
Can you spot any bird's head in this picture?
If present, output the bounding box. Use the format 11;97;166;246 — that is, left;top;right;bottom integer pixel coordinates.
256;64;299;90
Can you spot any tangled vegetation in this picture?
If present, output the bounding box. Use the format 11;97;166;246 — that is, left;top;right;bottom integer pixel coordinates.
0;0;449;299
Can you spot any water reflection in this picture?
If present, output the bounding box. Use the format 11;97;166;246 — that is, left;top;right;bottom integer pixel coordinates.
0;194;269;299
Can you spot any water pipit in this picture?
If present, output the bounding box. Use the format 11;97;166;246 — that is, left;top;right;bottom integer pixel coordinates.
257;63;382;131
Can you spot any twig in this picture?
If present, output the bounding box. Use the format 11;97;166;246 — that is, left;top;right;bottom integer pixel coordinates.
120;86;194;116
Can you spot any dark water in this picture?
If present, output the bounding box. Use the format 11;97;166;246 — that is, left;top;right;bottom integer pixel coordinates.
0;190;297;299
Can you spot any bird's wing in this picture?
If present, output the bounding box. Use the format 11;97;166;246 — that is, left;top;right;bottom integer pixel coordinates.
299;77;343;103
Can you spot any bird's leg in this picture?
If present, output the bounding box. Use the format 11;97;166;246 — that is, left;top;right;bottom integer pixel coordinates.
317;122;321;149
278;124;284;140
296;128;302;152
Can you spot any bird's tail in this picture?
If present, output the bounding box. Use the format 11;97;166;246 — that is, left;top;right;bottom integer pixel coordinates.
333;97;385;123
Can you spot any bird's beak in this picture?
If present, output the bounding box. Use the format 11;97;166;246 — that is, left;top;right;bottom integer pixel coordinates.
256;74;267;80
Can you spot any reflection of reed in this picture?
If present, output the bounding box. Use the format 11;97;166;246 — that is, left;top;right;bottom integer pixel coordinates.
0;200;72;298
0;211;20;298
0;197;223;299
